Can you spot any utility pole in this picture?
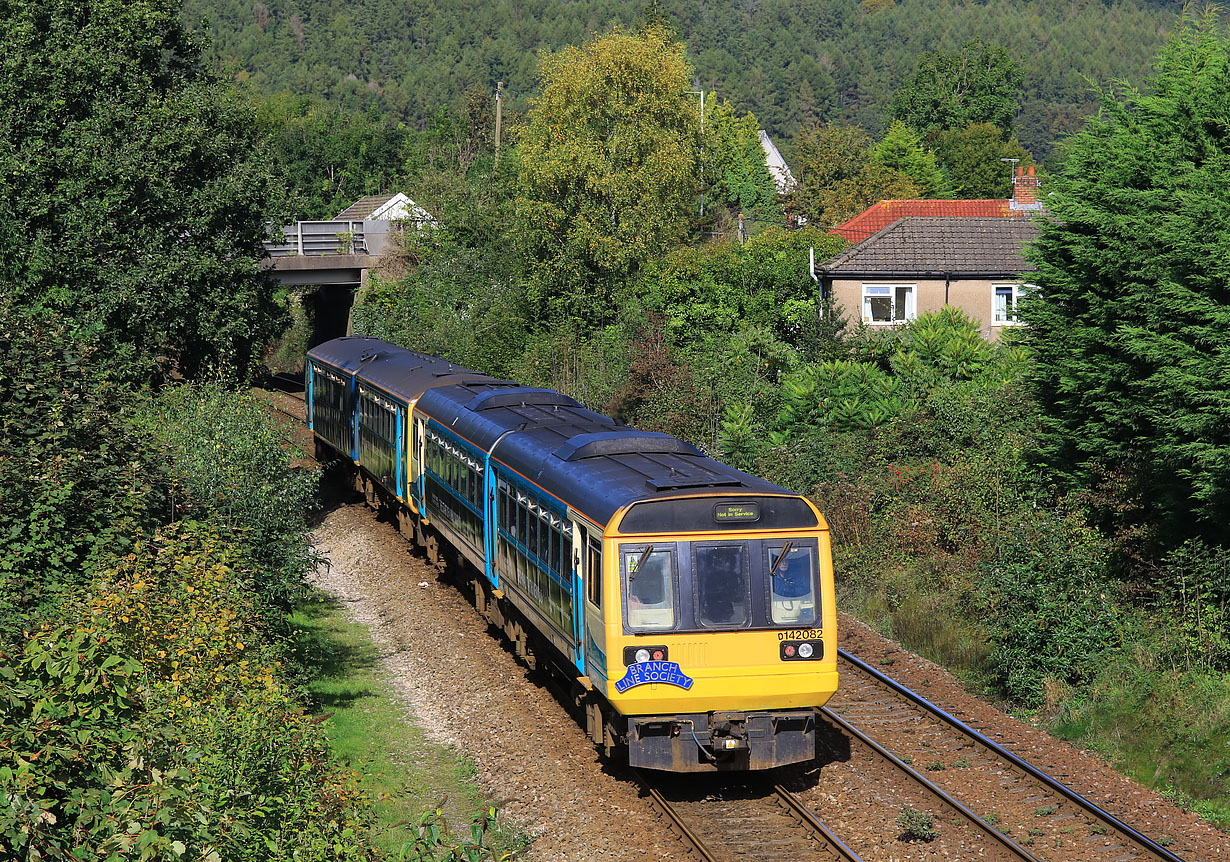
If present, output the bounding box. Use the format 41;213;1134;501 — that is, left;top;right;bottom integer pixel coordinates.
494;81;504;171
688;89;705;218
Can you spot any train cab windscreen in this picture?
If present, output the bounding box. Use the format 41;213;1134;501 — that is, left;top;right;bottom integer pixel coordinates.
695;545;747;627
620;539;819;633
767;543;816;626
624;546;676;630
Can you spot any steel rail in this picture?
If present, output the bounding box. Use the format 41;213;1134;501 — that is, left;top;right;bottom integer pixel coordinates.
632;772;720;862
772;786;865;861
820;706;1041;861
837;649;1188;862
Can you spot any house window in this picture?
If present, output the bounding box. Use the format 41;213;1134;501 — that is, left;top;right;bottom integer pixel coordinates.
862;284;915;324
993;283;1031;325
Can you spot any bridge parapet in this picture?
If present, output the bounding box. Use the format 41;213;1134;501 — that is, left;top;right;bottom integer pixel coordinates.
265;219;397;258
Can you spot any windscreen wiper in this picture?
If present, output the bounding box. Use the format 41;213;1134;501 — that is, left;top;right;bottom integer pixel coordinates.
769;541;794;579
631;544;655;578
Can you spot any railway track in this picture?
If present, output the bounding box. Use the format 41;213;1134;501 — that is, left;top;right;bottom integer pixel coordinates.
253;385;1201;861
637;772;863;861
827;649;1189;862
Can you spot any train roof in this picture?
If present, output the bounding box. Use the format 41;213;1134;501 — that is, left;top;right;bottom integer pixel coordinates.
308;337;496;402
418;380;792;527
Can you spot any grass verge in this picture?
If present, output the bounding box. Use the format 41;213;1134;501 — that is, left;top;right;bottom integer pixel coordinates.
290;589;530;858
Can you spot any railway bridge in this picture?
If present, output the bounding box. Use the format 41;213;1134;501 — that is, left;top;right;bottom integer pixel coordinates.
261;217;393;344
262;189;438;345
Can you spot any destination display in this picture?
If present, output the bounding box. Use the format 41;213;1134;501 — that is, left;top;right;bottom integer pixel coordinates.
618;497;818;534
714;502;760;522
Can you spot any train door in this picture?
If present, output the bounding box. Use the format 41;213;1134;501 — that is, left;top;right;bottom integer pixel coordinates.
410;415;427;511
579;524;606;683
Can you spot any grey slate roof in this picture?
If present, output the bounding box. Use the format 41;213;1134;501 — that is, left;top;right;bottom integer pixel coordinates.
819;217;1042;276
335;194;399;220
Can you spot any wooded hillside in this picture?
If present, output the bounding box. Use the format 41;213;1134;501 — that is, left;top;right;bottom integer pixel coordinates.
183;0;1183;160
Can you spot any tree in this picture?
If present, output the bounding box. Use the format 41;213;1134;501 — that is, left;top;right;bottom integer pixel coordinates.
790;123;922;227
932;123;1034;199
258;94;410;220
0;0;291;382
1024;11;1230;546
871;121;951;198
515;26;699;326
702;98;779;226
891;40;1024;137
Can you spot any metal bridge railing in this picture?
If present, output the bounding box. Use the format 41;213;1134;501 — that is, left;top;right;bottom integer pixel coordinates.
265;220;382;257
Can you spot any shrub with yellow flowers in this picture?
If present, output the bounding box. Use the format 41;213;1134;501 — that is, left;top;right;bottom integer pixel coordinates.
0;523;378;861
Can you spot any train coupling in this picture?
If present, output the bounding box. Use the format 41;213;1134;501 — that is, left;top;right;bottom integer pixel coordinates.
628;709;815;772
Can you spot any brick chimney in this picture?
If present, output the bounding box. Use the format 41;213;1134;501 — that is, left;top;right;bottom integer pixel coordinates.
1011;165;1040;209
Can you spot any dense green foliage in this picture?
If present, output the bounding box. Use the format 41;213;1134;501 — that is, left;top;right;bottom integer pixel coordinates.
1024;10;1230;550
702;98;780;225
182;0;1184;160
871;121;951;198
0;524;377;861
0;373;394;857
0;0;292;382
0;312;163;639
890;40;1024;136
932;123;1034;199
138;383;321;608
515;26;699;325
790;123;922;226
258;95;411;220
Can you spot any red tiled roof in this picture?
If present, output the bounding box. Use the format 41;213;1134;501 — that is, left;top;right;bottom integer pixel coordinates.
831;199;1026;243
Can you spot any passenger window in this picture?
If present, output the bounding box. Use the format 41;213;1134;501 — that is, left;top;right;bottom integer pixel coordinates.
695;545;747;627
624;546;674;631
586;537;601;608
769;544;817;626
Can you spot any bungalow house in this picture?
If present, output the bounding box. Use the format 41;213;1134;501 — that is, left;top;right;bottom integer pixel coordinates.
815;216;1041;339
815;166;1044;339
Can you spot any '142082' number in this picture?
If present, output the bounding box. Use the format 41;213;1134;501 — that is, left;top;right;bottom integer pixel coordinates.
778;629;822;641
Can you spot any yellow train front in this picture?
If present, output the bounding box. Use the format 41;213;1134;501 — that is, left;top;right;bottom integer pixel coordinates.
305;337;838;773
592;495;837;771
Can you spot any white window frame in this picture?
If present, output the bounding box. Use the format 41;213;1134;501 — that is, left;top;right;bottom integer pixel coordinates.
992;283;1032;326
862;283;916;325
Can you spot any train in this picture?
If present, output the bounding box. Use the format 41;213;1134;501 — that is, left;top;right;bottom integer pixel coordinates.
305;336;839;772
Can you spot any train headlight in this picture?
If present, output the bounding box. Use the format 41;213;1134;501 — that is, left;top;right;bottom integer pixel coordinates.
780;640;823;661
623;645;668;665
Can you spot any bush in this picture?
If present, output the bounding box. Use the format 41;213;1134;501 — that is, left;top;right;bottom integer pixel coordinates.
978;510;1121;705
0;523;378;861
0;310;163;638
136;382;321;610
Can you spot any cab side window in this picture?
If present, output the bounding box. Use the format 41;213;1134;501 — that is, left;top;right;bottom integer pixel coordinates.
768;544;817;626
624;547;674;631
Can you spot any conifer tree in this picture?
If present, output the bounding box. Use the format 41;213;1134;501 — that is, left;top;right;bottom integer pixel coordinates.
1025;10;1230;545
871;121;951;198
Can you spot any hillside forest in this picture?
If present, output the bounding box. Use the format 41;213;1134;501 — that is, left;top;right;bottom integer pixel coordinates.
0;0;1227;856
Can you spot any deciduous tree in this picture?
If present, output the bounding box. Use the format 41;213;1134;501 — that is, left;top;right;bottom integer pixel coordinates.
0;0;290;382
932;123;1034;199
891;40;1024;137
1024;11;1230;545
790;123;922;227
515;26;699;326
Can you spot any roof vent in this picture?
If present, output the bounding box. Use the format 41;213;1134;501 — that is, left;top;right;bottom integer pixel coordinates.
554;431;702;462
466;388;581;411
